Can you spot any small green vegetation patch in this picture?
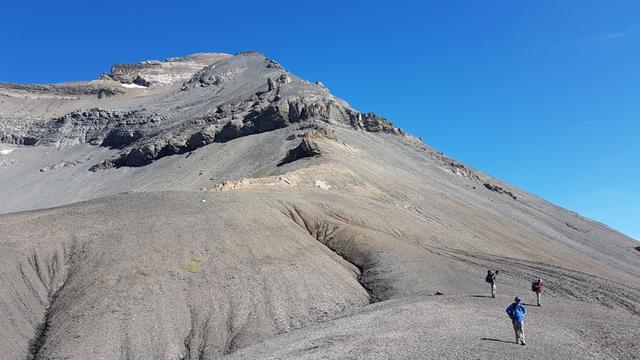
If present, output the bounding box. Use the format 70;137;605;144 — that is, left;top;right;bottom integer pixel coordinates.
180;255;205;273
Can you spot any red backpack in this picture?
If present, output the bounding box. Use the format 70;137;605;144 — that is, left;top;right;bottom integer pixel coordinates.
532;281;543;292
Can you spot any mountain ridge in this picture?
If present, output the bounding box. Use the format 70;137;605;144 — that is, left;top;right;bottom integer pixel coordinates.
1;52;409;170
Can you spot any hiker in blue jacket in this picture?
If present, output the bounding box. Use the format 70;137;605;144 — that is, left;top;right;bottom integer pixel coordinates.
506;295;527;345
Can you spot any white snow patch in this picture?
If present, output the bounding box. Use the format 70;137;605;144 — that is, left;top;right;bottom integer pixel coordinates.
145;73;193;84
0;149;14;155
121;83;147;89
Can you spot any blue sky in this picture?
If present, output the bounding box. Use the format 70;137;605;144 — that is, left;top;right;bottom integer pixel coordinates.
1;0;638;240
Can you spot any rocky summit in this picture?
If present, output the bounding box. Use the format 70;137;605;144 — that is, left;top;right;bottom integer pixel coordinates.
0;52;638;360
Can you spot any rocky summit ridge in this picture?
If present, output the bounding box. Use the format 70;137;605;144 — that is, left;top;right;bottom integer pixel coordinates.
1;52;406;170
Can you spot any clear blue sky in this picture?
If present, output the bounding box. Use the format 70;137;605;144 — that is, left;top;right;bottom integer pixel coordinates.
1;0;638;240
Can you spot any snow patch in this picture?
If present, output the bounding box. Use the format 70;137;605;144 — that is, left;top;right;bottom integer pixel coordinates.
145;73;193;84
121;83;147;89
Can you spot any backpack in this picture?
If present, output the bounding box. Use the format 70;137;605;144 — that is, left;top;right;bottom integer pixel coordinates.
486;274;493;283
531;282;536;291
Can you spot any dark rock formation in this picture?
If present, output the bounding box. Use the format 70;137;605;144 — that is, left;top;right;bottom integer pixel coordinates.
349;112;401;133
186;127;216;149
0;82;123;97
0;134;38;145
21;108;164;147
483;183;517;200
102;128;145;149
107;62;161;83
566;222;589;233
278;139;321;167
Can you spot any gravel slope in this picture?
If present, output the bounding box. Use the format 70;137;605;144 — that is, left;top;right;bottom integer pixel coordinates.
0;52;638;359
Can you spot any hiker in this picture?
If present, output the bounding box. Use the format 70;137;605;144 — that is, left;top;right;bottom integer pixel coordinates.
485;270;498;298
532;278;544;306
506;295;527;345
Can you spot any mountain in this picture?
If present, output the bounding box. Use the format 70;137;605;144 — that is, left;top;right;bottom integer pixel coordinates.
0;52;638;360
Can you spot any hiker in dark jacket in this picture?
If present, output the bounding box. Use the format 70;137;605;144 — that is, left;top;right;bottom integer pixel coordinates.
532;278;544;306
506;295;527;345
486;270;498;298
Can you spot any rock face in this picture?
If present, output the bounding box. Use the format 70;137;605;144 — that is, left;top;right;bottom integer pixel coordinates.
103;53;231;86
483;182;518;200
278;139;321;166
0;52;638;360
30;108;164;148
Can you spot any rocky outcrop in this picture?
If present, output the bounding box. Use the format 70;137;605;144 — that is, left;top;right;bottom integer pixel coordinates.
278;139;322;167
483;182;517;200
0;82;123;98
287;126;337;141
448;162;481;181
101;128;145;149
20;108;165;148
102;53;230;87
106;62;160;84
0;133;38;145
347;111;405;135
181;70;226;89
